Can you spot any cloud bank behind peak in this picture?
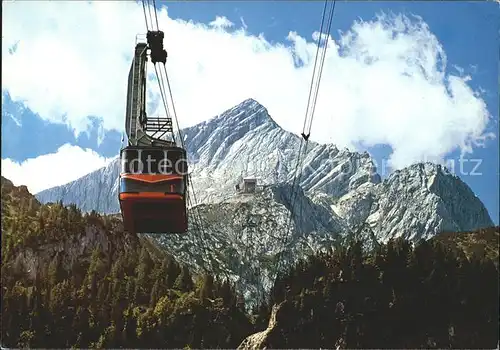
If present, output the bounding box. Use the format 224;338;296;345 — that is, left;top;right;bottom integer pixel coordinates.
1;3;494;169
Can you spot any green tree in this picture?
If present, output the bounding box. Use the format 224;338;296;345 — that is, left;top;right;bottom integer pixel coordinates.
174;265;194;292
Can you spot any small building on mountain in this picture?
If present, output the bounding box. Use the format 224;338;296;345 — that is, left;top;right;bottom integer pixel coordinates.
242;177;257;193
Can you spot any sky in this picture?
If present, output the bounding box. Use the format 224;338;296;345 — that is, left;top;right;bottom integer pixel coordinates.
1;1;499;224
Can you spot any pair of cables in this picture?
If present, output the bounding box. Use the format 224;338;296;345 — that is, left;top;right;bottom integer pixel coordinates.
271;0;337;289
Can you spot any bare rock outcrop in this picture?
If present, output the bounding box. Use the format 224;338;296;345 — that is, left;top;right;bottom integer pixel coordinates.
238;301;291;349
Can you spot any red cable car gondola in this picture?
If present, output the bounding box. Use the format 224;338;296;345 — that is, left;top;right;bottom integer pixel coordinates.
119;31;188;234
119;146;188;234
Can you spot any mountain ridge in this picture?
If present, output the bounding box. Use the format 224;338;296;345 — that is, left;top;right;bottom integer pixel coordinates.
36;98;382;206
35;98;493;238
32;98;494;301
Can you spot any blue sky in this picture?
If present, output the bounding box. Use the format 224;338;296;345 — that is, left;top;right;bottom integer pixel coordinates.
1;1;498;224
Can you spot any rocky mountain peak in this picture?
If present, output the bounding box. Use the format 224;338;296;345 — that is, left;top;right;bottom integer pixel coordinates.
182;98;278;165
30;99;496;304
34;99;493;255
365;162;493;242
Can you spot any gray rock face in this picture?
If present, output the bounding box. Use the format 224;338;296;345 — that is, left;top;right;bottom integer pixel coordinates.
37;158;120;214
154;184;346;304
366;163;494;241
36;98;381;211
35;98;494;301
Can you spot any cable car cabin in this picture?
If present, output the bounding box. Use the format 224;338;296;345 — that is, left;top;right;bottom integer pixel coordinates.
118;146;188;234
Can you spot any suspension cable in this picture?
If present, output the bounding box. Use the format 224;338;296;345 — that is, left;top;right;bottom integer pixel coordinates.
156;65;182;143
141;0;176;143
302;0;329;140
271;0;337;291
276;1;337;275
161;62;215;273
151;64;176;143
307;0;336;136
146;0;155;31
146;0;220;275
150;0;160;31
141;0;150;31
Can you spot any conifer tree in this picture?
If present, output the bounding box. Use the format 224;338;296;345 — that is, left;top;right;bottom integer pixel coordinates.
174;265;194;292
199;274;215;303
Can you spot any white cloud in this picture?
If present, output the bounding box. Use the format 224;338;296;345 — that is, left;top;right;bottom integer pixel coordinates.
1;3;494;169
209;16;234;29
1;144;114;194
240;17;248;30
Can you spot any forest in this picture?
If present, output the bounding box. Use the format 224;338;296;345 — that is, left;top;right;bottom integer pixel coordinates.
1;176;498;348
